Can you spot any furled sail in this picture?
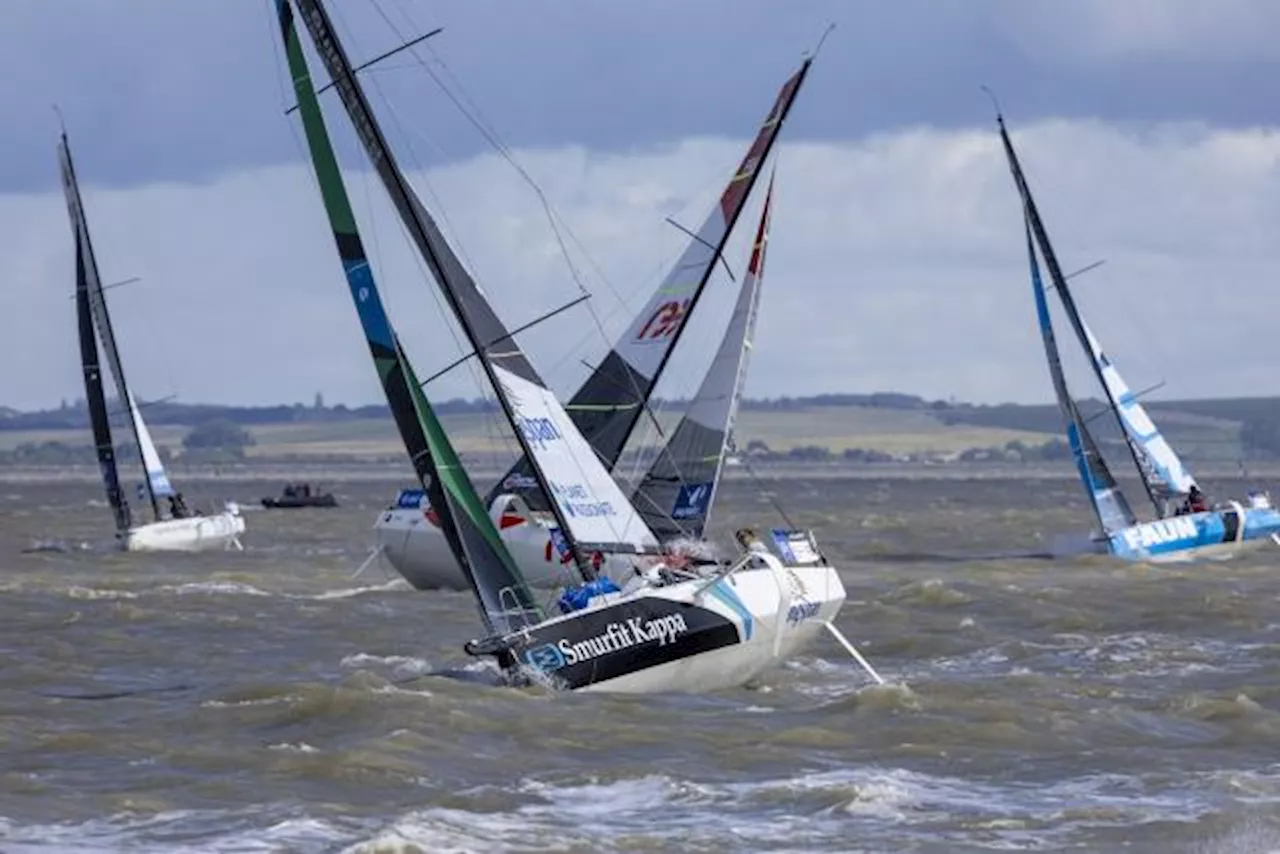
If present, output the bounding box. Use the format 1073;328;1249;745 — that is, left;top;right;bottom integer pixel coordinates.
632;172;776;540
57;133;167;521
276;0;541;634
291;0;658;573
489;59;812;513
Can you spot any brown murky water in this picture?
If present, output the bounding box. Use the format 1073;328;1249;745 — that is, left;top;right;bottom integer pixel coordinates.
3;474;1280;852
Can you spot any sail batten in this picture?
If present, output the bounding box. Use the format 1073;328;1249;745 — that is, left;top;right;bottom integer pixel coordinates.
277;0;541;633
488;60;811;514
290;0;657;575
632;172;777;540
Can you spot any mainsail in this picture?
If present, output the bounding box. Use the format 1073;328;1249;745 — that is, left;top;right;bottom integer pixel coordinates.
632;172;776;540
72;239;132;536
57;132;172;521
276;0;541;634
290;0;658;576
996;113;1160;517
489;60;812;513
1023;219;1136;534
1077;318;1197;504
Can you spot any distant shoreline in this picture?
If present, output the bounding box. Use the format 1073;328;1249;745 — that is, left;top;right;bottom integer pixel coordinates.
5;460;1278;485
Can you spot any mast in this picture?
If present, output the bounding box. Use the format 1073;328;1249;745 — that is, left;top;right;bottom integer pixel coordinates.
276;0;540;633
487;58;812;512
995;114;1161;516
58;132;162;522
291;0;657;579
633;171;776;540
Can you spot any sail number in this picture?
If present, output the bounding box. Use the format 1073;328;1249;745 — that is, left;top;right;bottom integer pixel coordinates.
636;300;689;340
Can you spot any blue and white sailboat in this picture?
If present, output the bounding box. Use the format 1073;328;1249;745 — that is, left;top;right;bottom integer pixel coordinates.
996;111;1280;563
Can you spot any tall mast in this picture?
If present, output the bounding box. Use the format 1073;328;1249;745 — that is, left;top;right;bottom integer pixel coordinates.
276;0;540;632
291;0;654;579
58;132;162;521
995;114;1161;515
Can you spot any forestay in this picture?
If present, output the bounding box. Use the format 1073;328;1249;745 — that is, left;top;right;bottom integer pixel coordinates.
632;173;776;540
489;58;812;513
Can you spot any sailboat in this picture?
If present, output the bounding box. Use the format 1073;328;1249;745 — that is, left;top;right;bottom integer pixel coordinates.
59;128;246;553
996;109;1280;562
278;0;846;692
374;57;810;589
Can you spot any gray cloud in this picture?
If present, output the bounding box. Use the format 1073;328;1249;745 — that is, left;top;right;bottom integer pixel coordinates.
6;0;1280;193
5;117;1280;412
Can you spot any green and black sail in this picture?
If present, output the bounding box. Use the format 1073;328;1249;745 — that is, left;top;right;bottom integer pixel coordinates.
276;0;540;634
288;0;660;577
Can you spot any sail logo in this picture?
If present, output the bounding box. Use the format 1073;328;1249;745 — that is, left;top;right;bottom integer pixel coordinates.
672;482;713;520
523;613;690;671
636;300;689;341
1120;515;1198;551
502;473;539;491
516;416;561;449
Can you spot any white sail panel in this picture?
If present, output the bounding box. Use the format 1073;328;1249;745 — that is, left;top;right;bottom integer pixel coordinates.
1079;320;1196;496
126;392;174;497
494;365;658;552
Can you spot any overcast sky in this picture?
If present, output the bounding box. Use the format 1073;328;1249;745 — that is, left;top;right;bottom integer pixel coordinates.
4;0;1280;410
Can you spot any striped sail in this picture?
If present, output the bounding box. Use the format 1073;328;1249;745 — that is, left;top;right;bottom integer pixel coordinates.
632;173;776;540
489;59;811;512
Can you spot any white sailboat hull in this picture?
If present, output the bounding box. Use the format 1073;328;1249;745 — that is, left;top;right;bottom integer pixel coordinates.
496;555;847;694
374;498;635;589
124;510;245;553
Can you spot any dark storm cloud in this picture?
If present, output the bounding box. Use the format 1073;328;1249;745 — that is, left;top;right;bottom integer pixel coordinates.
5;0;1280;194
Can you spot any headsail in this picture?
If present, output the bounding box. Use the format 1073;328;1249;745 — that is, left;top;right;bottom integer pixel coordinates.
995;113;1159;517
489;60;812;513
1078;319;1197;504
1024;218;1136;534
276;0;541;633
632;172;776;540
57;133;167;521
290;0;658;575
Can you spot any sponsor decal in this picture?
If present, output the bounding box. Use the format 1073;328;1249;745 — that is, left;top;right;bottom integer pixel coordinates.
516;415;562;450
502;473;539;491
786;600;820;626
672;482;713;520
1120;515;1198;551
395;489;425;509
522;613;690;671
550;481;615;519
636;299;689;341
